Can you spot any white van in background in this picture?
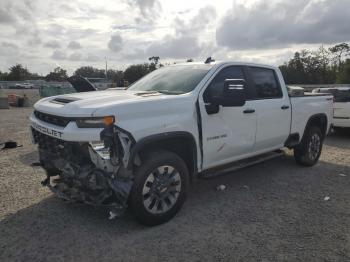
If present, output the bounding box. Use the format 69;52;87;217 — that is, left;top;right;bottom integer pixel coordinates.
313;87;350;129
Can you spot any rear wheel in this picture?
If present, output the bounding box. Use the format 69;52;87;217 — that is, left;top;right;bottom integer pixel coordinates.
129;150;189;226
294;126;323;166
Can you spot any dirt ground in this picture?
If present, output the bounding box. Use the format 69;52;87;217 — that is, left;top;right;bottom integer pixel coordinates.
0;103;350;261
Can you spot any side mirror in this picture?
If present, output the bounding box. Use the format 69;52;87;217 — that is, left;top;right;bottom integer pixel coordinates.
211;79;246;107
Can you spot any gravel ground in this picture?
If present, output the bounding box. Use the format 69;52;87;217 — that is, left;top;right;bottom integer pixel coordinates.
0;106;350;262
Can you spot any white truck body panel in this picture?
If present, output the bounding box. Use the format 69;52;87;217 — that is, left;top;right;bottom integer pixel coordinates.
252;68;291;152
312;87;350;128
31;62;333;173
333;101;350;127
290;96;333;137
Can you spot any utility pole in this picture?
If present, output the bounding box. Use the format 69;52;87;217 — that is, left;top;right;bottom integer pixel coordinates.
105;57;108;79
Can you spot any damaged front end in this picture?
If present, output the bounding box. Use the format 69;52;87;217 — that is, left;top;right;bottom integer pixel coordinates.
32;124;135;216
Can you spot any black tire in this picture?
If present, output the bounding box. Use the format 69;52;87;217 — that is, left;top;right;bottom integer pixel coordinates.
129;150;189;226
294;126;323;166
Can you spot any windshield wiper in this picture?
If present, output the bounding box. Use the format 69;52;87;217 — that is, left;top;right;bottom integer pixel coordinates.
156;90;184;95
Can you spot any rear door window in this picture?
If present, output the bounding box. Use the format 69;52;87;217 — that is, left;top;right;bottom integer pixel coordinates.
249;67;283;99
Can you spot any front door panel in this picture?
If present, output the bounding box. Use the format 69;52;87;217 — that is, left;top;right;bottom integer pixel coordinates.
200;101;257;169
199;65;257;170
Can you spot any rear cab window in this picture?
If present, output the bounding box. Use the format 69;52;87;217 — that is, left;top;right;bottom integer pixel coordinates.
249;67;283;99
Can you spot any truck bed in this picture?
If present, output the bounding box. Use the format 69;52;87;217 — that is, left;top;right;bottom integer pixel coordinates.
290;94;333;139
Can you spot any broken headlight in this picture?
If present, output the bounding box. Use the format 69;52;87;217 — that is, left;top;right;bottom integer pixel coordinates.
76;116;115;128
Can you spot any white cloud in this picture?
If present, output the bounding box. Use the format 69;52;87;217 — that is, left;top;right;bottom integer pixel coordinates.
146;6;217;58
44;40;61;49
128;0;162;24
51;50;66;60
86;53;100;62
216;0;350;50
0;8;16;24
0;0;349;75
108;34;123;52
1;42;18;49
68;40;82;49
68;52;83;61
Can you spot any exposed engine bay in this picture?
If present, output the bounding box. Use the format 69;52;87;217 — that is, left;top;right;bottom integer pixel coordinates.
32;125;135;216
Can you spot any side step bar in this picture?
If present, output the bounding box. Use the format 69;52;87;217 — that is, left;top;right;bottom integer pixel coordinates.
199;150;284;179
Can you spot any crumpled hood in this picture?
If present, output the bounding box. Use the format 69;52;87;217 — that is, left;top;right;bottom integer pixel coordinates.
34;89;188;117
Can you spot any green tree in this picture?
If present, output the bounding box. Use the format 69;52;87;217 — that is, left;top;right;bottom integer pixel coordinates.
279;46;337;85
312;46;335;84
0;71;8;81
7;64;31;81
45;67;68;82
124;63;152;84
106;69;124;83
337;59;350;83
329;43;350;67
279;51;309;84
148;56;162;71
148;56;160;65
74;66;106;78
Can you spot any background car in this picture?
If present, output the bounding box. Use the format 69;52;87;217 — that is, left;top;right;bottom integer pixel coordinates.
313;87;350;130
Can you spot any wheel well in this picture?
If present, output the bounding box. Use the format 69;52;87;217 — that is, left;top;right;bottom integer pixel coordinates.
129;133;198;179
304;114;328;139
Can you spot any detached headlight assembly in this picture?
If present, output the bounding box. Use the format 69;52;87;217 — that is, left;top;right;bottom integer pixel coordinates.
76;116;115;128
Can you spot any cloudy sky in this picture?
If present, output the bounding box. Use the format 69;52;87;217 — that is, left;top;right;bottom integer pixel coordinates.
0;0;350;75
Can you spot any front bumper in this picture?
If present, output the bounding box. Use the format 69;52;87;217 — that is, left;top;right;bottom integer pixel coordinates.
30;114;135;212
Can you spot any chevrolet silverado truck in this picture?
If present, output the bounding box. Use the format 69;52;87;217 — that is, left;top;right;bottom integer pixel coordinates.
30;62;333;226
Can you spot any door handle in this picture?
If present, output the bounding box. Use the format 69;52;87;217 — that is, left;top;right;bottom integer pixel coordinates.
243;108;255;114
281;105;290;110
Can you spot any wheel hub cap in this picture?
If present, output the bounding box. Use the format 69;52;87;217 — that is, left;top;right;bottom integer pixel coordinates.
142;165;181;214
308;134;321;161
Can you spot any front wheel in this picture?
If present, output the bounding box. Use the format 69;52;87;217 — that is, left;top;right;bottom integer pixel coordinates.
294;126;323;166
129;150;189;226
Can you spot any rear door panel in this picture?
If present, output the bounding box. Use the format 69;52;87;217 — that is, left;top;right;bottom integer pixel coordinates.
247;67;291;152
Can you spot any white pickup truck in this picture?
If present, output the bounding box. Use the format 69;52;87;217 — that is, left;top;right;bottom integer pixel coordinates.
312;87;350;129
30;62;333;226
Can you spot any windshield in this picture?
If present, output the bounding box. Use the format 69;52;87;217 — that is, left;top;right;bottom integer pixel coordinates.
128;65;211;94
322;89;350;102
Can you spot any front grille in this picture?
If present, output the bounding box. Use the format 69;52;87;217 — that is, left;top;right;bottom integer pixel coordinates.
32;127;68;154
34;110;71;127
32;128;90;162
